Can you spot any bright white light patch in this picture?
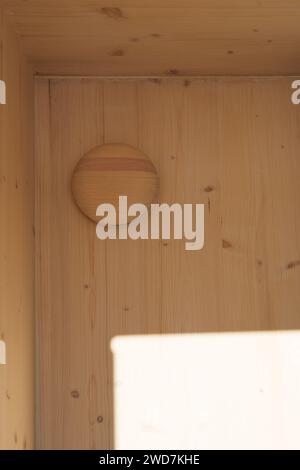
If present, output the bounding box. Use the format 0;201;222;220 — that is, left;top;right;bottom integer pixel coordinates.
112;332;300;450
0;80;6;104
0;340;6;364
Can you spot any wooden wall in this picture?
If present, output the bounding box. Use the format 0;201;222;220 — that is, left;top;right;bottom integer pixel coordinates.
0;8;35;450
35;77;300;449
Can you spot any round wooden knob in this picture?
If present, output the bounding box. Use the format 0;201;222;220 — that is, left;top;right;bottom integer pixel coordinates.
71;143;159;223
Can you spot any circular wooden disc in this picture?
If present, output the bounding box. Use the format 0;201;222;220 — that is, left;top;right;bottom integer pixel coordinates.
71;143;159;223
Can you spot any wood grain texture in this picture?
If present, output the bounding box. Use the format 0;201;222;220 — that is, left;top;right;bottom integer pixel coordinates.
35;79;111;449
0;7;35;450
3;1;300;76
71;143;159;222
35;77;300;449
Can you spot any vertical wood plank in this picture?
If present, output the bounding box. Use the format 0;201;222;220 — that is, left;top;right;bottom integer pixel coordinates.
253;79;300;329
155;79;222;333
0;11;35;450
102;82;162;448
35;79;110;449
217;79;265;330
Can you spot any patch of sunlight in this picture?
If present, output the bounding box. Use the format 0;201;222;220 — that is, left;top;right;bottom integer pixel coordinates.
111;331;300;450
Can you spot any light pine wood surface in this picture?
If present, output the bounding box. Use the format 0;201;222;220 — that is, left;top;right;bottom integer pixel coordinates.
35;77;300;449
2;1;300;76
0;7;35;450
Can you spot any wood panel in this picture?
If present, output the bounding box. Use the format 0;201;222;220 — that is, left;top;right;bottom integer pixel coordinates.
3;1;300;76
35;76;300;449
35;79;111;449
0;7;35;450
